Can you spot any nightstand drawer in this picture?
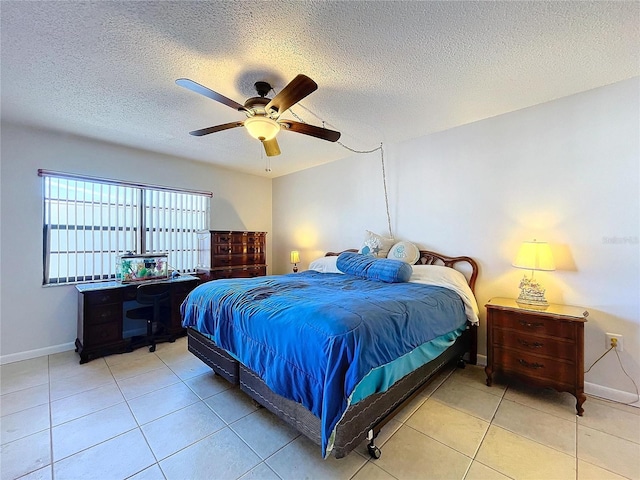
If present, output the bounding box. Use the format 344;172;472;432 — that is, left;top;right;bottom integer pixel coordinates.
492;310;576;341
492;328;576;362
492;347;575;385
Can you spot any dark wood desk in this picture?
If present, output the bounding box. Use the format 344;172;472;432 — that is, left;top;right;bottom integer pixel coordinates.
75;275;199;364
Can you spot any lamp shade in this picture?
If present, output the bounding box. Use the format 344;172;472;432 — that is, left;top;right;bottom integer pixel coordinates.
290;250;300;264
244;116;280;141
513;240;555;271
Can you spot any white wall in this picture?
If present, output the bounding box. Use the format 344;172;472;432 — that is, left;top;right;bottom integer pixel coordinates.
273;78;640;404
0;123;272;362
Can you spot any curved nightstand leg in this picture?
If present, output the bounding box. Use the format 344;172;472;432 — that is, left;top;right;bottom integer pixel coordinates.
576;393;586;416
484;365;493;387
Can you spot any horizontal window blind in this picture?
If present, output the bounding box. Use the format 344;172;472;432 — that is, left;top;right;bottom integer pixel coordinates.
40;170;211;285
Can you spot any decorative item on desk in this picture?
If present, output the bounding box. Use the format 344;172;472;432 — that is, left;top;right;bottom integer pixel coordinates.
116;253;169;283
512;240;555;307
290;250;300;273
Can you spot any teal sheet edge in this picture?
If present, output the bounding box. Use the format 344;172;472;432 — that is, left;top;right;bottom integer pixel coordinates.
349;325;465;404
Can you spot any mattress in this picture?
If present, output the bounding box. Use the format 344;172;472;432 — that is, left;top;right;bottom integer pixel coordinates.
181;271;469;456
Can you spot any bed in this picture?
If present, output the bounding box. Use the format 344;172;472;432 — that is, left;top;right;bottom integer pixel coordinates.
181;249;479;459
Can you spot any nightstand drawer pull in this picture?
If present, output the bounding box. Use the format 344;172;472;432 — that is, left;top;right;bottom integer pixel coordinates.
517;338;543;348
519;319;544;329
518;358;544;369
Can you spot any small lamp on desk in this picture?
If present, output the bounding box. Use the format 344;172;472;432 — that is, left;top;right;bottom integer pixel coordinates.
290;250;300;273
512;240;555;307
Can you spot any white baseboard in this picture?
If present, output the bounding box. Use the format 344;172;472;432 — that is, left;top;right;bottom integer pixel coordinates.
0;342;75;365
585;381;640;408
472;355;637;408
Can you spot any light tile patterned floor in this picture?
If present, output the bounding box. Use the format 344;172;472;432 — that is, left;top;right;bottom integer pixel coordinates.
1;337;639;480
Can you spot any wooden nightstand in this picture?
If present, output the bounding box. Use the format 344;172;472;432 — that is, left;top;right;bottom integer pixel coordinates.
485;297;589;415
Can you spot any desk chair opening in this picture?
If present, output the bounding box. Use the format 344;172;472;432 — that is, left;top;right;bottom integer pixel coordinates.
125;283;173;352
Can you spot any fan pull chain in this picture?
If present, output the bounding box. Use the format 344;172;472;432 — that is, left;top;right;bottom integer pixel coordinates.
262;143;271;173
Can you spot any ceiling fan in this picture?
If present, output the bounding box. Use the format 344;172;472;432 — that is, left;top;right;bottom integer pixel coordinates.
176;74;341;156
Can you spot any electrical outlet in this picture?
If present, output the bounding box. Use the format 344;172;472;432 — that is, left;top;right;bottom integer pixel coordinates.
606;333;623;352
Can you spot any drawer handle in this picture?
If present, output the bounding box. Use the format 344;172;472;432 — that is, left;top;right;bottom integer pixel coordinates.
220;237;230;242
519;319;544;329
517;338;543;349
518;358;544;370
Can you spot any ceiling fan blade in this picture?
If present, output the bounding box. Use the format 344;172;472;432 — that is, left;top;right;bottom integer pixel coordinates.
176;78;247;112
189;121;244;137
265;74;318;117
280;121;341;142
263;138;281;157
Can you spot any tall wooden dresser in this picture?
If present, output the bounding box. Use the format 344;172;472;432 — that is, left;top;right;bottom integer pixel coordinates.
196;230;267;281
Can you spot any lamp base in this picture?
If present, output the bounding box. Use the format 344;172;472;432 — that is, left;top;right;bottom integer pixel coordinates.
517;275;549;307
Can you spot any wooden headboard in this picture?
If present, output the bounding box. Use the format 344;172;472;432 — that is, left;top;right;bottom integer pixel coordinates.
326;248;479;293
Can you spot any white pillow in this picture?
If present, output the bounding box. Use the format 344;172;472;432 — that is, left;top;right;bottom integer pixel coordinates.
387;241;420;264
308;256;344;274
358;230;395;258
410;265;480;325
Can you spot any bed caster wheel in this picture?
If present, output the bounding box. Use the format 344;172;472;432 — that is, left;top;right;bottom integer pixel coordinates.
367;444;381;459
457;358;466;369
149;345;156;352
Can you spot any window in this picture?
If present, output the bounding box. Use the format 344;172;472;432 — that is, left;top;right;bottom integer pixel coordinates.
39;170;211;285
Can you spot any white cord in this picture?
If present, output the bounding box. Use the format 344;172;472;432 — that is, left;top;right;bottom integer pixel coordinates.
272;89;393;239
585;345;640;405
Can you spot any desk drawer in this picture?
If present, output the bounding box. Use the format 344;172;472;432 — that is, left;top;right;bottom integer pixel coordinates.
492;328;576;362
84;290;122;306
85;303;122;325
85;322;120;345
492;310;576;341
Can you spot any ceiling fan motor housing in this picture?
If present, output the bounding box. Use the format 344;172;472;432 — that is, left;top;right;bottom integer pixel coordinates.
254;81;272;97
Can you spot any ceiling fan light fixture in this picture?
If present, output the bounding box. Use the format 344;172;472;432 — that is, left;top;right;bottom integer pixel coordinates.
244;116;280;141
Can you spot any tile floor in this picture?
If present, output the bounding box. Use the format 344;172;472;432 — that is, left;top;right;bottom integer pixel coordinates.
1;337;639;480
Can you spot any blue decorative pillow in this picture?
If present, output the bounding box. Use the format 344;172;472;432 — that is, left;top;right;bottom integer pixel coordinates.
337;252;412;283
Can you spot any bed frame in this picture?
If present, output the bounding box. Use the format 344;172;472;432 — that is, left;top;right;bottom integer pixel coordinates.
187;249;478;459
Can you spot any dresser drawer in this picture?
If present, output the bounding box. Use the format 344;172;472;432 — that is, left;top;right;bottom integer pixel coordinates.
492;328;576;362
85;303;122;324
212;232;246;244
212;232;265;245
492;346;575;385
211;254;266;268
209;266;266;280
491;310;576;341
212;244;264;255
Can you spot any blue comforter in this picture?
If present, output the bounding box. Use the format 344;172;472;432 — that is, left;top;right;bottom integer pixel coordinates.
181;271;467;456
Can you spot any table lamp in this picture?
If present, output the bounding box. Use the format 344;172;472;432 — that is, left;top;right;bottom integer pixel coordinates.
290;250;300;273
512;240;555;306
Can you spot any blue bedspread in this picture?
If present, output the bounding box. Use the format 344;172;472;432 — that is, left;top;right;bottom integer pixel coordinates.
181;271;467;456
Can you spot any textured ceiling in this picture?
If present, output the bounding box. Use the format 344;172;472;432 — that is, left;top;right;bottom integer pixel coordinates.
1;1;638;177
